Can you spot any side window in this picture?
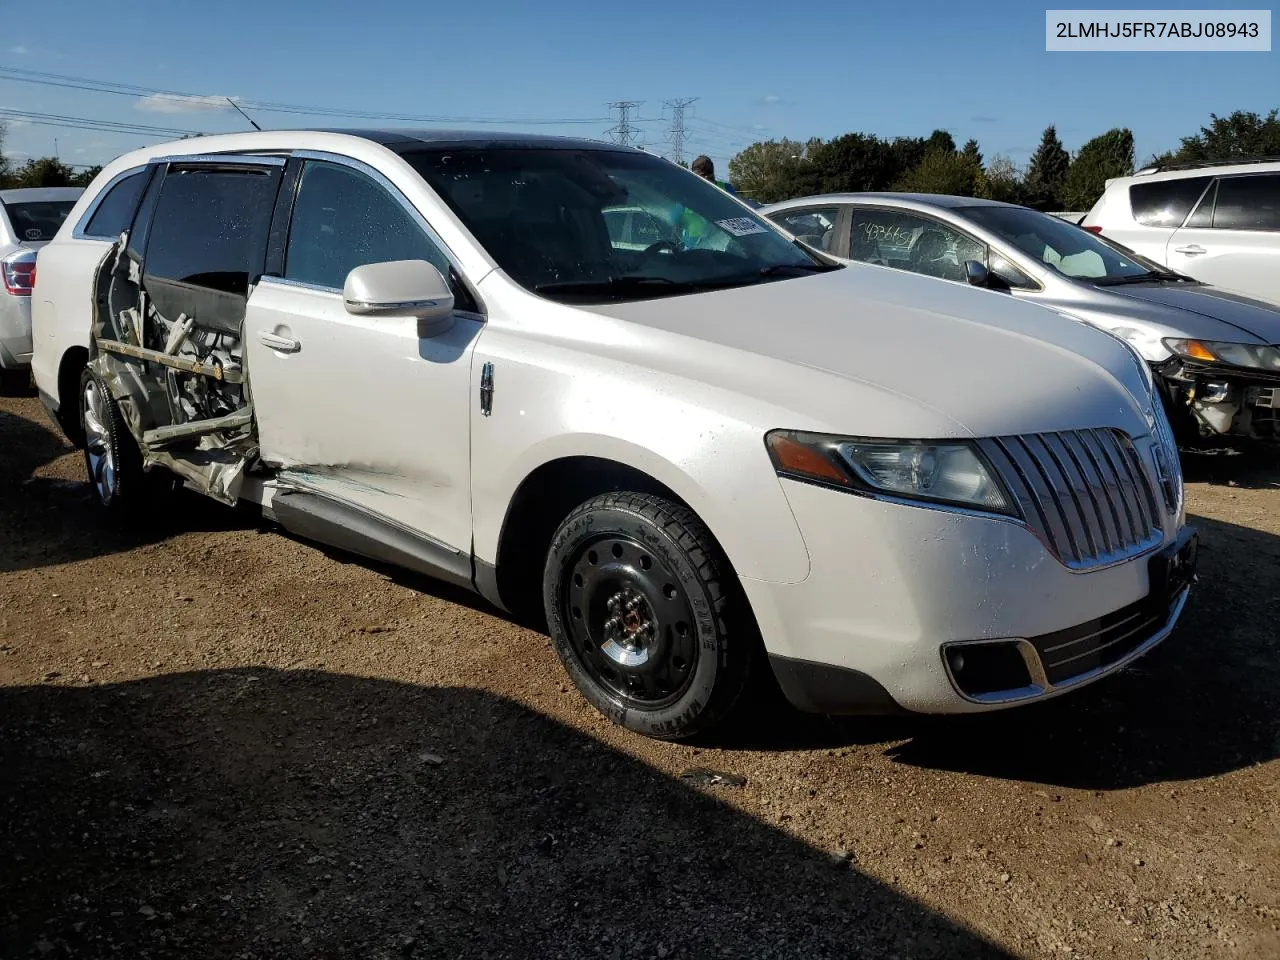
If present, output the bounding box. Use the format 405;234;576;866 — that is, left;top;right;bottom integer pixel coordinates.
285;160;472;310
1184;181;1217;228
771;206;841;252
631;211;670;246
849;209;985;283
144;166;278;296
1128;177;1212;228
82;169;149;239
1211;175;1280;231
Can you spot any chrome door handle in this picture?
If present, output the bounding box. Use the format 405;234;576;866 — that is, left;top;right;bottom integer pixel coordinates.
258;331;301;353
1174;244;1206;256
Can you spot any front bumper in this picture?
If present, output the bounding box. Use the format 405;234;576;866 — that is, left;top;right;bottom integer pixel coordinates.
1156;358;1280;441
745;479;1194;715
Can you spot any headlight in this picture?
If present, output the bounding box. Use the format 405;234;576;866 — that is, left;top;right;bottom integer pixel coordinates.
1164;338;1280;372
765;431;1015;515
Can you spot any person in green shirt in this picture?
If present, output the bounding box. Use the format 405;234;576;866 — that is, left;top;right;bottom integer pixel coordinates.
669;155;739;249
691;155;738;196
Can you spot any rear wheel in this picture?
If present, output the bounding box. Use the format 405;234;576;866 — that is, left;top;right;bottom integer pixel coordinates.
543;492;755;740
80;368;171;511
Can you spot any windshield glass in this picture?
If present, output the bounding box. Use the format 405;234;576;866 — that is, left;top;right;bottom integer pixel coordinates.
3;200;78;243
962;205;1163;282
404;147;831;302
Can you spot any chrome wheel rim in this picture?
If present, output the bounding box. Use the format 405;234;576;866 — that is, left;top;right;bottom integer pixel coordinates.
82;379;116;504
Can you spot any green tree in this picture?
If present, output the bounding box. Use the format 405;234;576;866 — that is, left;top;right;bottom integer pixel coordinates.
924;129;956;155
961;138;983;169
10;157;78;188
728;138;812;203
1023;125;1070;210
0;121;10;188
975;154;1025;204
1062;127;1134;210
71;165;104;187
1153;109;1280;166
894;149;982;196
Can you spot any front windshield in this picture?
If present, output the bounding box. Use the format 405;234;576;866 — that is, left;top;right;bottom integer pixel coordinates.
3;200;77;243
962;205;1165;282
404;147;831;302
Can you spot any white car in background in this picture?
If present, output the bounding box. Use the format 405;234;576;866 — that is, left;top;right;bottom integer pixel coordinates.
32;130;1194;740
1081;159;1280;305
0;187;83;390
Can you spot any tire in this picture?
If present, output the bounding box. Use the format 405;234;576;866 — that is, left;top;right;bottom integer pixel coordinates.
79;367;169;512
543;491;755;740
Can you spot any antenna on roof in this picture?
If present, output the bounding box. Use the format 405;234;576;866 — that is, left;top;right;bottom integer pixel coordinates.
226;97;262;132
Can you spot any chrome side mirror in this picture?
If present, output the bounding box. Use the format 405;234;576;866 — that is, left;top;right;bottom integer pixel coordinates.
343;260;455;337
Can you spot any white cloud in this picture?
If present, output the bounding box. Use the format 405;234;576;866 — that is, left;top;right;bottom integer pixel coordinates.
136;93;236;114
8;45;28;55
762;95;782;105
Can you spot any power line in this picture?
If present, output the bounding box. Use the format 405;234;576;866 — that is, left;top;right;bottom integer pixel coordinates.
605;101;645;148
0;108;203;138
663;97;698;165
0;67;612;126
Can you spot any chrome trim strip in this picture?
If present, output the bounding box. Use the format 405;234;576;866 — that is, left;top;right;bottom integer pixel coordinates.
151;153;287;167
1038;608;1148;656
942;586;1190;706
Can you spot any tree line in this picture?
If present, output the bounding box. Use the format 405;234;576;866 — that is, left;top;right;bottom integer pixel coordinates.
0;128;101;190
727;109;1280;210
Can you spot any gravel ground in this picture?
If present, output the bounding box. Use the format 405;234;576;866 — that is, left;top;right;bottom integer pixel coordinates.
1;390;1278;959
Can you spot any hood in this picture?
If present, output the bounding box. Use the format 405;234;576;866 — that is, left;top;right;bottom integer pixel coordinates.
1100;282;1280;345
588;264;1154;440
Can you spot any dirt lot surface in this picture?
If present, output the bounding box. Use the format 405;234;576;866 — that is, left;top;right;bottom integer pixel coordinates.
2;390;1278;960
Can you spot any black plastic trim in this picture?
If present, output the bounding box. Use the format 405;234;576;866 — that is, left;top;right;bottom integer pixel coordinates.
473;558;507;612
768;654;908;716
272;489;475;592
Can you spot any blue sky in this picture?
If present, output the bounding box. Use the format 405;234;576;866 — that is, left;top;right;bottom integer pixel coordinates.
1;0;1275;176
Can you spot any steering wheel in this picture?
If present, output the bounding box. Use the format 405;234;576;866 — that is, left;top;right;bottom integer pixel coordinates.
643;240;680;256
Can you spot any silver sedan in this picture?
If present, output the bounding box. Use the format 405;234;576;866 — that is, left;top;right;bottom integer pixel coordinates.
762;193;1280;445
1;187;83;391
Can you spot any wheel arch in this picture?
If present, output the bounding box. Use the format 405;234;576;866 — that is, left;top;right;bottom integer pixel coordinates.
56;345;90;447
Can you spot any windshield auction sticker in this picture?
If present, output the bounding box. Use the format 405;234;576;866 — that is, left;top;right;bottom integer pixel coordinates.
1046;9;1271;50
716;218;769;237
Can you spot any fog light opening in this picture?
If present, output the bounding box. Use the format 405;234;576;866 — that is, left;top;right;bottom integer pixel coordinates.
945;642;1034;698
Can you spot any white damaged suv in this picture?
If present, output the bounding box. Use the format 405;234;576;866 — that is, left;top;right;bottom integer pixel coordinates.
32;130;1197;739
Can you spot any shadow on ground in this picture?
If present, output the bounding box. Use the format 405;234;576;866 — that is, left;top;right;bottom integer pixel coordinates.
721;512;1280;792
0;669;1012;960
0;406;255;575
1180;445;1280;490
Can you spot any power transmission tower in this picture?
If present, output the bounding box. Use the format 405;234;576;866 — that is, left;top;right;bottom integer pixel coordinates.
606;101;644;147
663;97;698;165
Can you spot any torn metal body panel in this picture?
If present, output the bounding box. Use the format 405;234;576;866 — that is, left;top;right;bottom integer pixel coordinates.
87;238;259;505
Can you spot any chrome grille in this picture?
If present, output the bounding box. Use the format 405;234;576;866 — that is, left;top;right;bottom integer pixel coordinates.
978;428;1163;569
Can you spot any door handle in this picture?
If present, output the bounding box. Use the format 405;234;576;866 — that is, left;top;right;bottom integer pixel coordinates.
258;331;301;353
1174;244;1206;256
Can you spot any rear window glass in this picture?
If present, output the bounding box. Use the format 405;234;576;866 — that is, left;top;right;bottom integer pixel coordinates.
3;200;77;242
144;167;278;296
1212;175;1280;231
83;170;148;239
1128;177;1211;227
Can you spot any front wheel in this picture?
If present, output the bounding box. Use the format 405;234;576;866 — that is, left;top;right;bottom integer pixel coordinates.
543;492;755;740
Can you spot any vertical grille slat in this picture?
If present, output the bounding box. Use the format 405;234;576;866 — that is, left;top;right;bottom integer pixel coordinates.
1085;429;1142;545
1004;436;1082;563
1063;431;1125;553
989;427;1163;570
1025;434;1096;559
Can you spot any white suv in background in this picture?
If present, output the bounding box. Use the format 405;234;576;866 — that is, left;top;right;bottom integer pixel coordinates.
32;130;1195;740
1081;160;1280;305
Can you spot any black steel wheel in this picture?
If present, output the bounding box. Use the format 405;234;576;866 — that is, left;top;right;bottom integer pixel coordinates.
543;491;755;740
